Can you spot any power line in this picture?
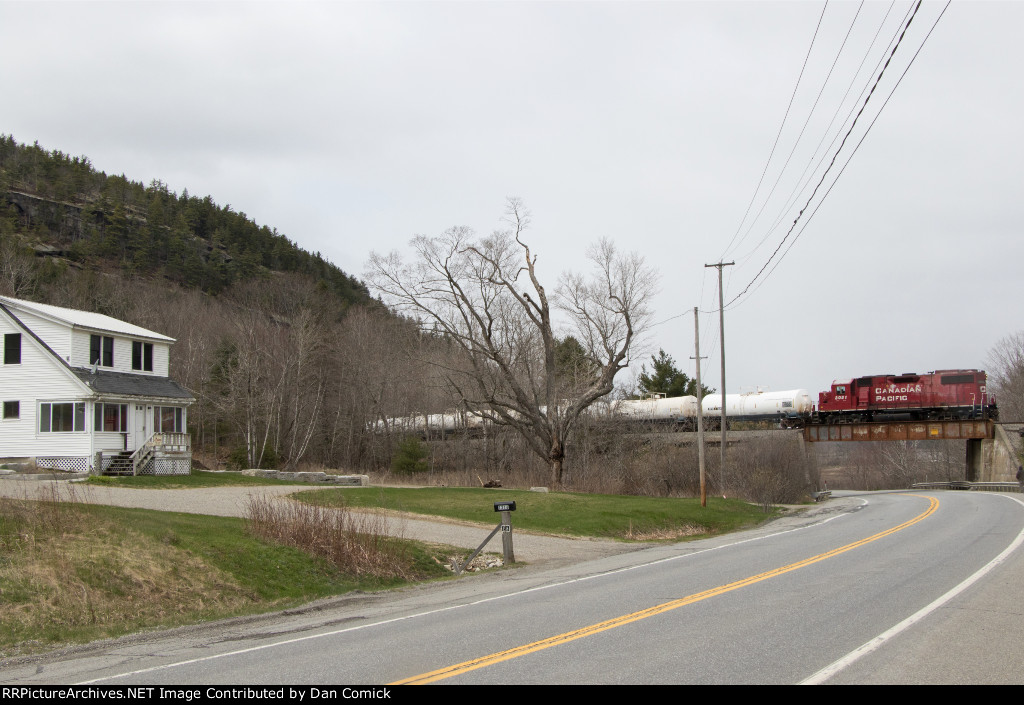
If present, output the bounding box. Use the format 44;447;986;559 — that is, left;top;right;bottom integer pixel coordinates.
653;1;946;368
724;0;926;310
743;0;902;262
733;0;901;266
720;1;829;261
649;309;692;328
738;0;953;303
724;1;866;263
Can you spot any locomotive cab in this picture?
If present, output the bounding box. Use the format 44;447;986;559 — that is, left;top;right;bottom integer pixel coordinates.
818;378;875;422
818;382;849;408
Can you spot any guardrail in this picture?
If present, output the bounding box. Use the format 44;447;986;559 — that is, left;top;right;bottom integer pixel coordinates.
912;481;1021;492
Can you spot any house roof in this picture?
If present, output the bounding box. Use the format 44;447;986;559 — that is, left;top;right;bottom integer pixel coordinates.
72;368;195;401
0;301;94;395
0;296;174;342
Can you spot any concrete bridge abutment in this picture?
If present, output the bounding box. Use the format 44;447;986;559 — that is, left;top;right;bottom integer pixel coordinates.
973;424;1022;482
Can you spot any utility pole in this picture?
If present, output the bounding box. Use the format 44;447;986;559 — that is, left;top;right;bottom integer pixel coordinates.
690;306;707;507
705;261;734;496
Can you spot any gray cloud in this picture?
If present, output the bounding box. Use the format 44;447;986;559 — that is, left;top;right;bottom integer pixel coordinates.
2;0;1020;398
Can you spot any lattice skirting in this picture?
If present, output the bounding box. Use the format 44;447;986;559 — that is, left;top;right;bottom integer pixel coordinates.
136;456;190;476
35;456;90;473
155;457;190;475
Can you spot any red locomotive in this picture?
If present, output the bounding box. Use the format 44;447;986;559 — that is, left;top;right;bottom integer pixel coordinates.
816;369;997;423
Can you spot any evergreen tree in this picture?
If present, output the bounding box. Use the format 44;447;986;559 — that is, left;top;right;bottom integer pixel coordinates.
554;335;598;390
638;349;714;398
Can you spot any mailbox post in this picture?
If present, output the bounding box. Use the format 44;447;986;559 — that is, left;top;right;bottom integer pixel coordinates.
453;500;517;575
494;501;516;565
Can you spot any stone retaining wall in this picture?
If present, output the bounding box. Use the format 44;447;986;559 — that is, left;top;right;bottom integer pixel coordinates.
239;469;369;486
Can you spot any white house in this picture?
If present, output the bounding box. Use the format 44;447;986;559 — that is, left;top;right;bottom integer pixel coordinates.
0;296;194;475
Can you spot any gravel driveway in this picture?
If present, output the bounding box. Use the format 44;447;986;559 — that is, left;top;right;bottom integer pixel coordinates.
0;478;640;567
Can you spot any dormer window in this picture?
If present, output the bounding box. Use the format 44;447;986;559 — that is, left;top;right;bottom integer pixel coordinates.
90;335;113;367
132;341;153;372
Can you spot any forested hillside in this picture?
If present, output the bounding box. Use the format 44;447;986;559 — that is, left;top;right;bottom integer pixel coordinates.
0;135;459;471
0;135;370;303
0;136;710;491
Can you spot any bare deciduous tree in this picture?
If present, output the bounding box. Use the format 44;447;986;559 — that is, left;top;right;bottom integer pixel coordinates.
367;199;657;486
208;299;283;469
0;238;37;298
987;331;1024;422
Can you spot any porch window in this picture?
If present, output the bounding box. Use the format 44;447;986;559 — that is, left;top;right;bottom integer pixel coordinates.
153;406;183;433
3;401;18;419
94;403;128;432
39;402;86;432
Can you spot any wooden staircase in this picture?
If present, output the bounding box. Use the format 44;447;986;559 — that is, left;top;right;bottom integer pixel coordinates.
97;433;191;476
103;451;134;476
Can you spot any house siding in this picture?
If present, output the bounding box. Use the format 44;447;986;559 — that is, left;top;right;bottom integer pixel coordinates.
0;297;191;473
8;309;72;362
0;315;92;457
94;430;128;454
152;344;170;377
70;329;171;376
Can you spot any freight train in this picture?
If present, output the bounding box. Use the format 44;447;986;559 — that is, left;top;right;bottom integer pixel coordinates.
607;389;813;428
373;388;815;435
371;369;996;435
613;369;996;426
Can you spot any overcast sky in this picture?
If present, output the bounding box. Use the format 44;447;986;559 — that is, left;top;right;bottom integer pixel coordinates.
3;1;1021;398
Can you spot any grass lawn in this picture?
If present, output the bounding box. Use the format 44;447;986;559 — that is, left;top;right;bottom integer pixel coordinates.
1;479;783;657
0;498;454;657
295;487;776;540
86;469;311;489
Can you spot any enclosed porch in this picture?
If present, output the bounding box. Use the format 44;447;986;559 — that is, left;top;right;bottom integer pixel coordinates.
97;432;192;476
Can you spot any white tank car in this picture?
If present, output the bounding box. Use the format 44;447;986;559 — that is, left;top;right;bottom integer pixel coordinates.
611;395;698;422
426;410;488;432
372;409;486;435
375;388;814;435
700;389;813;425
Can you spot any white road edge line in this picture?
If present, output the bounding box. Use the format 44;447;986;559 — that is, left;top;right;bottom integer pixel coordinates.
77;499;864;684
799;493;1024;685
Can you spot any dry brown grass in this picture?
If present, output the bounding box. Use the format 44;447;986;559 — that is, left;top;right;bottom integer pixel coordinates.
0;489;255;656
246;495;412;579
623;522;709;541
372;423;822;505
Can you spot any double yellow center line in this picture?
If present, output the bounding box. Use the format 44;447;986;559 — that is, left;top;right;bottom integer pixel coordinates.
392;495;939;684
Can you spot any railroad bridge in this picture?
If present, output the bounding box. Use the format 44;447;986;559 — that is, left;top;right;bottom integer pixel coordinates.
801;420;1021;482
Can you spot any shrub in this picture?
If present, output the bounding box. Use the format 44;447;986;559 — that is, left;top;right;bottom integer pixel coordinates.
392;437;429;474
246;495;410;579
227;443;279;470
732;435;816;510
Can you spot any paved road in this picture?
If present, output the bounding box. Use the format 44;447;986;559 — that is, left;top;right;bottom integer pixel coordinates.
2;487;1022;684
